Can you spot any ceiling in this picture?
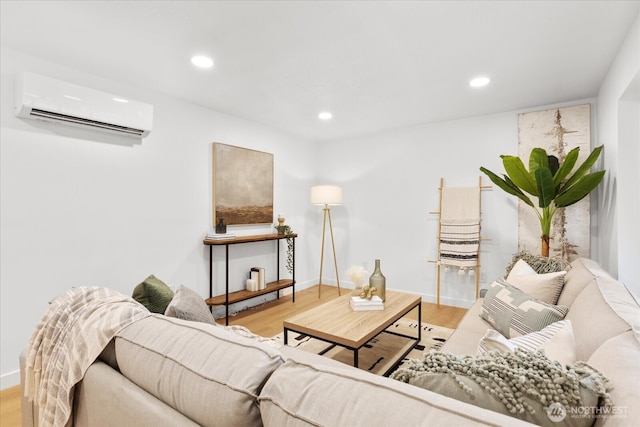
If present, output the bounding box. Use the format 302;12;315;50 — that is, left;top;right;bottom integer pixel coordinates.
1;1;639;142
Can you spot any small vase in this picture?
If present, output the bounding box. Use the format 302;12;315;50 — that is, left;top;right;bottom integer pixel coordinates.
369;259;386;302
215;218;227;234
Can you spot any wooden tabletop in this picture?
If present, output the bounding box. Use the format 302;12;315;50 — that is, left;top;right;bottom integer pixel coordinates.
203;232;297;245
283;290;421;349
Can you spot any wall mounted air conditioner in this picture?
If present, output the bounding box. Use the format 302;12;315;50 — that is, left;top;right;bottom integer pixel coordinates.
15;72;153;138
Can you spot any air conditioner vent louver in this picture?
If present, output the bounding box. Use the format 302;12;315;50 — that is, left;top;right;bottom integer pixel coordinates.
15;72;153;138
29;109;146;137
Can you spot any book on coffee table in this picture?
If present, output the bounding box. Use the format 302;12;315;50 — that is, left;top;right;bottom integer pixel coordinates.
350;296;384;311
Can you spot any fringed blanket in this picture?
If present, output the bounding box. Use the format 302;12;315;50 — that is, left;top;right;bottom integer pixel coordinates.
439;186;481;268
24;287;150;427
439;218;481;268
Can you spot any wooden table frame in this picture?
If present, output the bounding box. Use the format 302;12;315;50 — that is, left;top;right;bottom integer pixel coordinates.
283;291;422;376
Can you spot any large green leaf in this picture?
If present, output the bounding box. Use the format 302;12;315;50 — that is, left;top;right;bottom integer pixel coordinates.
502;156;538;196
547;155;559;177
529;148;549;177
562;145;604;191
479;167;534;206
534;167;555;208
555;171;606;207
553;147;579;188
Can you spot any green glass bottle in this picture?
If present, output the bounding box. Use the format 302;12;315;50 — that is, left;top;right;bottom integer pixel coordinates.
369;259;386;302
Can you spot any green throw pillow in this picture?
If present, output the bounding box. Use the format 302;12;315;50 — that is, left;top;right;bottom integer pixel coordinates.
132;275;174;313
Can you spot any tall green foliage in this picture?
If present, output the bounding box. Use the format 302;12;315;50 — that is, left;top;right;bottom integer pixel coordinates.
480;146;605;256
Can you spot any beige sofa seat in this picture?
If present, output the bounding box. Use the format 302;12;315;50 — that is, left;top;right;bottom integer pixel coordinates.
440;299;492;355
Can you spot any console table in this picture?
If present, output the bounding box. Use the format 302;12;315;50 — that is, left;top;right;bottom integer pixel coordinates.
203;233;297;325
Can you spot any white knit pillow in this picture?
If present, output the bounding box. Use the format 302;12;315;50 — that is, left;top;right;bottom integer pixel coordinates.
506;259;566;304
477;320;577;366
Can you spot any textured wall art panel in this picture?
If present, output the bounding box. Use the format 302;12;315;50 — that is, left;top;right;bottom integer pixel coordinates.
518;104;591;260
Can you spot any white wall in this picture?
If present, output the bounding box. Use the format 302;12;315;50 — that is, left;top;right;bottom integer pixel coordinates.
596;13;640;291
316;97;601;308
0;48;319;388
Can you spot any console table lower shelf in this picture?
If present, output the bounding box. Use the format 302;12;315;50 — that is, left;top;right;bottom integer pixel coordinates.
205;279;295;308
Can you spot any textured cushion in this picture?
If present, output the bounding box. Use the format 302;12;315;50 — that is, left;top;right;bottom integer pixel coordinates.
477;320;577;366
164;285;215;325
481;279;568;338
115;315;285;427
396;351;608;427
588;331;640;427
132;275;174;313
506;259;566;304
258;357;535;427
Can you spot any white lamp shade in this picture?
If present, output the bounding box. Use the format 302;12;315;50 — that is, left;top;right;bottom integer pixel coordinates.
310;185;343;205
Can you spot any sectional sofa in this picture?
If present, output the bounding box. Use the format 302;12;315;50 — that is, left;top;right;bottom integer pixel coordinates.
21;257;639;426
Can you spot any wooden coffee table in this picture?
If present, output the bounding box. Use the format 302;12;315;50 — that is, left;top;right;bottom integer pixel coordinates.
283;290;421;376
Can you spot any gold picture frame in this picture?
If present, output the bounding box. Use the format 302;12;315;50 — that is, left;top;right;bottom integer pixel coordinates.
212;143;274;226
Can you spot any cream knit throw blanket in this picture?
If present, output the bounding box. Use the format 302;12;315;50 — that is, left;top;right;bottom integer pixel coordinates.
24;287;149;427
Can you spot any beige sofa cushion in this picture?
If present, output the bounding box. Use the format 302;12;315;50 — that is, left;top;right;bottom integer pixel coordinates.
442;299;492;355
565;277;637;361
115;315;285;427
258;357;535;426
74;361;200;427
588;331;640;427
558;258;602;308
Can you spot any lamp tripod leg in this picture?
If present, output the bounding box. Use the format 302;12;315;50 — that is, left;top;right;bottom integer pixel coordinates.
318;207;328;298
326;208;341;295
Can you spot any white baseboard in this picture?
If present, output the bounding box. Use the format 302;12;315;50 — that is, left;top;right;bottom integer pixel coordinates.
1;370;20;390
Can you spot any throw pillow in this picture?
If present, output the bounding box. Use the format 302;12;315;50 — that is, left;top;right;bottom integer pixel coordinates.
506;259;566;304
392;350;610;427
164;285;216;325
132;274;174;314
480;279;568;338
477;320;577;366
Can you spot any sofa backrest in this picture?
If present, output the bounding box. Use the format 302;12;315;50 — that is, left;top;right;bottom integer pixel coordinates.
114;315;285;427
258;351;536;426
562;258;640;361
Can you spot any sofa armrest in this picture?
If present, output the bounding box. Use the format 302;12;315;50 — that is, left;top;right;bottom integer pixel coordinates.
19;350;36;427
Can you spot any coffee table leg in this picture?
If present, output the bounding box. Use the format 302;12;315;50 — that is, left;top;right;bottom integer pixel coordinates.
284;328;289;345
354;348;358;368
418;302;422;343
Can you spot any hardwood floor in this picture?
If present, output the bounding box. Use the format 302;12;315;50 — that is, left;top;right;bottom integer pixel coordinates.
0;285;467;426
0;384;21;427
218;284;468;334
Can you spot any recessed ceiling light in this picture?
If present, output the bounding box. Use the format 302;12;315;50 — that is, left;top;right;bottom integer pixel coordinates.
470;77;490;87
191;55;214;68
318;112;333;120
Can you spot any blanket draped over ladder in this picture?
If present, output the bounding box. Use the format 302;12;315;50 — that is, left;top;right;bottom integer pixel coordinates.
439;186;480;269
24;287;150;427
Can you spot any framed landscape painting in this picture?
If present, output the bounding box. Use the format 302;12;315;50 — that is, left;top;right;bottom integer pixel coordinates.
212;143;274;226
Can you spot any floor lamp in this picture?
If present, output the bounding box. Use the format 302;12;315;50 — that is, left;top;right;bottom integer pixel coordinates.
311;185;343;298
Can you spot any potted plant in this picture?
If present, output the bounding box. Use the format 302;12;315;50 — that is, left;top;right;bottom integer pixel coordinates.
275;224;295;274
480;145;605;257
